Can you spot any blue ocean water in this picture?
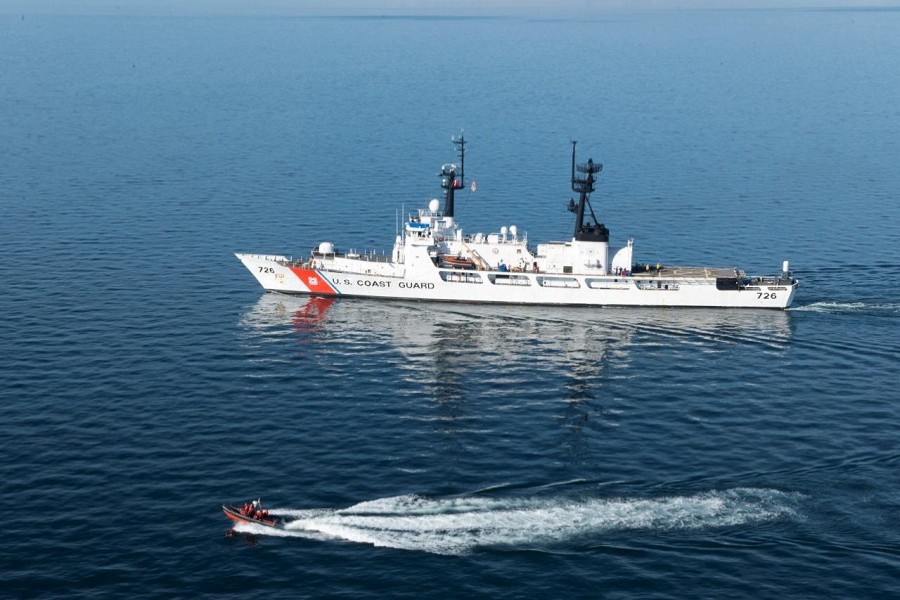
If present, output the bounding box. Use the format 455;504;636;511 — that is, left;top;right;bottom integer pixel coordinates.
2;7;900;598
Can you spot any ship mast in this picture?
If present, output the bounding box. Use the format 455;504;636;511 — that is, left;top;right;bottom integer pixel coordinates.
440;134;466;217
568;141;609;242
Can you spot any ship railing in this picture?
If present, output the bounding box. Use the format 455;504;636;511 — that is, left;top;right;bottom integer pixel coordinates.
415;208;443;219
241;253;291;263
343;249;392;263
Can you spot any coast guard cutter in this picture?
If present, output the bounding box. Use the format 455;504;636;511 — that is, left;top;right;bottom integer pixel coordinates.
236;136;798;309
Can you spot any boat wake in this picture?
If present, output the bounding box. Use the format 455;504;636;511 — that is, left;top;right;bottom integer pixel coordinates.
789;301;900;315
231;488;802;555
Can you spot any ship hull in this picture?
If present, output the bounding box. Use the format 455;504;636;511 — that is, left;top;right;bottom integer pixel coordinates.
236;253;797;309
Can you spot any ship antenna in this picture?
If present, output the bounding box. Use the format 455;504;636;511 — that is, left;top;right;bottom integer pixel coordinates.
454;131;466;187
571;140;577;185
441;132;467;218
568;141;609;243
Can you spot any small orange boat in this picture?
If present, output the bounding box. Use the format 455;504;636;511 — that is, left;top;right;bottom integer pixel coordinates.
223;500;279;528
439;254;477;269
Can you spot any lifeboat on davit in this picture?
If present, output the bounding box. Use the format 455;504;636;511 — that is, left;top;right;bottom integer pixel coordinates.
439;255;477;270
223;500;279;528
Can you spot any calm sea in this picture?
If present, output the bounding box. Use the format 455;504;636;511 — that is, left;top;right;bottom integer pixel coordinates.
2;7;899;598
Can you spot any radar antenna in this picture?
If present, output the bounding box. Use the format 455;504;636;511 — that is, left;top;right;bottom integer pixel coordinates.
568;141;609;242
440;133;467;217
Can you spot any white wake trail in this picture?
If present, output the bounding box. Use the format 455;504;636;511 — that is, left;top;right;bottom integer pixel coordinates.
790;301;900;315
233;488;802;555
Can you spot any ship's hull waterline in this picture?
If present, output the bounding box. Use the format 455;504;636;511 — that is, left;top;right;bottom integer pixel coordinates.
235;253;796;309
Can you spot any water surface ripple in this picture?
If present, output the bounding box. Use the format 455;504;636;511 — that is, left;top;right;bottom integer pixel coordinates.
2;8;899;599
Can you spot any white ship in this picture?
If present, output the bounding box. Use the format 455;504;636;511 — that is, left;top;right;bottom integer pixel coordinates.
236;136;798;309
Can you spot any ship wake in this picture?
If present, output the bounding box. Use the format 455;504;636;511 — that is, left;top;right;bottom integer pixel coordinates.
233;488;801;555
790;301;900;315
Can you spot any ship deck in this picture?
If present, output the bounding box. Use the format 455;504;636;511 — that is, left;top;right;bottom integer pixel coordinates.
632;266;741;279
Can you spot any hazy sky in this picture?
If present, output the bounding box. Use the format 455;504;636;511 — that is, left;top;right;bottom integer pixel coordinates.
3;0;899;17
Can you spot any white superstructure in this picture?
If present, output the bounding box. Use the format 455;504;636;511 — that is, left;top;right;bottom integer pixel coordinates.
236;136;798;309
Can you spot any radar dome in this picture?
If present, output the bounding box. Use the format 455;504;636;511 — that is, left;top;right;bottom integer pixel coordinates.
429;199;440;213
318;241;335;254
509;225;518;237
